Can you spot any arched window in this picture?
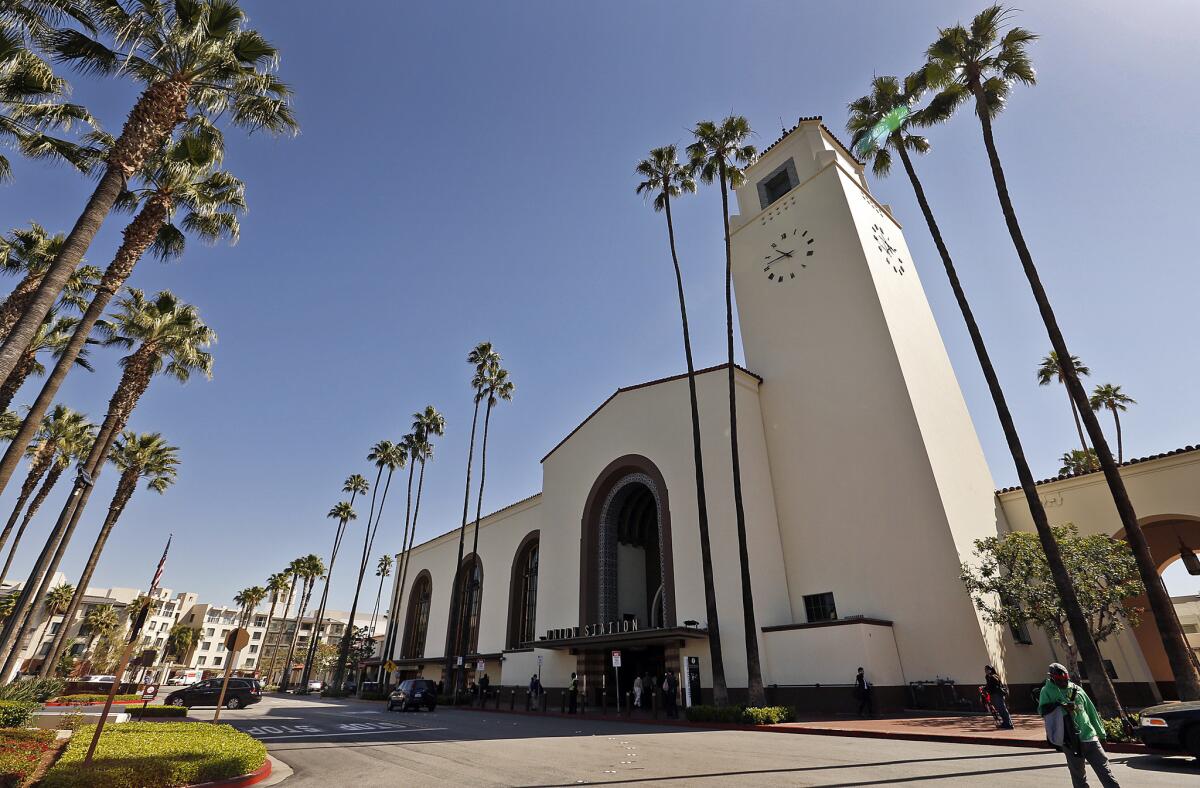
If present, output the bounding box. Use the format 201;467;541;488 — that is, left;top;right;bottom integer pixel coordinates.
401;572;432;659
507;533;539;648
450;556;483;657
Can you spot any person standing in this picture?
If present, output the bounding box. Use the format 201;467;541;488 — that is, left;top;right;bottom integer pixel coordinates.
1039;663;1121;788
633;674;643;709
854;667;874;717
480;672;490;702
985;665;1014;730
663;672;678;718
568;672;578;714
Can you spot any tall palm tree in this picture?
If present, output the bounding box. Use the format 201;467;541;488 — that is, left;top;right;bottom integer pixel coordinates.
299;501;356;690
0;288;212;680
846;73;1124;715
44;581;72;615
165;621;194;666
267;559;301;685
0;404;86;563
0;0;294;387
0;406;92;584
457;363;513;671
380;431;418;684
40;430;178;675
635;145;728;705
258;571;289;677
687;115;765;706
445;343;495;687
924;3;1200;699
368;555;391;636
234;585;265;628
277;553;322;692
331;443;404;691
81;602;117;658
1037;352;1091;455
0;223;65;341
1090;384;1135;464
0;312;93;412
0;124;241;497
400;408;443;683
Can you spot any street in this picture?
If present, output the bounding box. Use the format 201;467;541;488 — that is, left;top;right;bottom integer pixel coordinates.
216;695;1195;786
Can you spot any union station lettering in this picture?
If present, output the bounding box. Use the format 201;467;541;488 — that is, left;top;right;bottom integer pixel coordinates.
546;619;640;641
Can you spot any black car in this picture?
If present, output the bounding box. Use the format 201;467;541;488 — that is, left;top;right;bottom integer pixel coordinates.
1137;699;1200;757
164;678;263;710
387;679;437;712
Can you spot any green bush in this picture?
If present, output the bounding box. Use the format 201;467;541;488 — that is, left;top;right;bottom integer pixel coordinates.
131;705;187;718
0;701;37;729
51;693;140;705
40;722;267;788
0;728;56;787
0;678;63;704
684;705;795;725
1103;714;1139;743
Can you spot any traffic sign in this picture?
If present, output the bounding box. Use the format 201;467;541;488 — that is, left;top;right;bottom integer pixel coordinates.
141;684;159;701
611;650;621;667
476;659;485;672
225;627;250;652
383;660;397;673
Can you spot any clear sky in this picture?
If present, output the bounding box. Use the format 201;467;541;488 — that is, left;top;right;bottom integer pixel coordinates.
0;0;1197;611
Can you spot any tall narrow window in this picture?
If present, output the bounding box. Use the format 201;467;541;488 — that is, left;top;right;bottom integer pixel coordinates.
401;573;432;659
460;560;483;655
507;537;540;648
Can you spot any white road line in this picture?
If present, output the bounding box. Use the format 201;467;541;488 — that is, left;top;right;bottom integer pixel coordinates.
253;727;446;740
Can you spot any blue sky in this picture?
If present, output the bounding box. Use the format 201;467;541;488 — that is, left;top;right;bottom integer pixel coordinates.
0;0;1197;609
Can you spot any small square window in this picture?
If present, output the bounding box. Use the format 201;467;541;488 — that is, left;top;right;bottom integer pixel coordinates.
757;158;799;209
803;592;837;623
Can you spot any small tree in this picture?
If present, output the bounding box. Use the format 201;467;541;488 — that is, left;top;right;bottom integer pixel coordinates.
313;642;338;680
1059;449;1099;476
54;648;75;678
962;524;1144;670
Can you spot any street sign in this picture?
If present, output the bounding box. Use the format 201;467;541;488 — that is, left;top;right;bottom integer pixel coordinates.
536;655;543;666
383;660;397;673
225;628;250;652
141;684;159;701
476;659;485;673
611;650;621;668
456;656;463;666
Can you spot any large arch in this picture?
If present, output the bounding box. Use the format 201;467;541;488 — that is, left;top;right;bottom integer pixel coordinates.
444;553;484;660
400;570;432;659
578;454;676;629
506;530;540;649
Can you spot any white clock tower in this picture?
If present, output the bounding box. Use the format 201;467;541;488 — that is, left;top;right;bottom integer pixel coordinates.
729;117;1004;680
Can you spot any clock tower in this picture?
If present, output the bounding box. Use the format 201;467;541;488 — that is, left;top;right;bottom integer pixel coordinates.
729;117;1003;680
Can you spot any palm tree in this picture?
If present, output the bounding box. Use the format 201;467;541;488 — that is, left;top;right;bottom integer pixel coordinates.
0;406;92;584
267;559;302;685
0;289;212;680
368;555;392;636
924;3;1200;699
331;443;405;692
44;581;72;615
398;408;442;684
846;73;1125;715
82;603;117;658
1059;449;1100;477
39;430;178;675
635;145;728;705
1090;384;1135;463
0;124;241;498
1036;352;1091;455
165;622;194;665
0;404;87;565
0;312;94;412
258;571;289;676
0;0;294;387
0;223;64;341
445;342;495;687
234;585;266;628
687;115;765;706
299;501;356;690
380;431;418;684
278;553;322;692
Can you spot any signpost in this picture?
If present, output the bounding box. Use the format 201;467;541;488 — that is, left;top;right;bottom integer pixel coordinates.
212;628;250;723
536;654;542;682
612;650;621;713
685;656;701;708
476;659;485;673
138;683;159;719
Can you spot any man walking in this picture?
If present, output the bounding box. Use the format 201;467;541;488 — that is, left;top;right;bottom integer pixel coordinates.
1039;663;1120;787
568;672;578;714
985;665;1014;729
854;667;874;717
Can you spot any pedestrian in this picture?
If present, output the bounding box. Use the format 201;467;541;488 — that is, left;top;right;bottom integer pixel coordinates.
633;675;643;708
663;672;678;718
480;672;490;701
985;665;1014;730
436;679;444;697
568;672;578;714
529;674;539;699
1039;662;1121;788
854;667;874;717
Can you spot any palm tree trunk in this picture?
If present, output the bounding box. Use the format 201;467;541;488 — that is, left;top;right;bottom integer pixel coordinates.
0;353;34;413
279;579;314;692
894;140;1122;716
717;161;764;706
39;478;135;676
259;596;279;680
0;273;45;345
0;79;188;389
298;520;347;690
0;197;168;499
457;400;495;668
0;453;51;561
1113;409;1123;464
663;195;728;706
1066;387;1089;455
393;461;426;678
970;83;1200;700
369;571;386;636
382;460;418;686
0;464;64;585
446;396;482;690
269;578;297;685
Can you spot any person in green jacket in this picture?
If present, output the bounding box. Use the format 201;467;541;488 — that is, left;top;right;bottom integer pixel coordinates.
1038;663;1120;787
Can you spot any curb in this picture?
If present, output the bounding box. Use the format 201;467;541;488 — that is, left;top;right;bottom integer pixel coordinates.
446;704;1148;753
184;758;272;788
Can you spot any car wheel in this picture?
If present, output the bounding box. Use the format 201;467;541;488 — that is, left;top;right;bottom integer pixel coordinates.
386;702;394;712
225;697;242;710
170;697;185;707
1185;724;1200;758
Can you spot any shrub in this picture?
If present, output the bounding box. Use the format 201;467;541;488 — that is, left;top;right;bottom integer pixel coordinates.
40;722;267;788
684;705;795;725
0;702;36;729
0;678;64;704
50;694;140;705
132;705;187;718
1103;714;1139;743
0;728;55;788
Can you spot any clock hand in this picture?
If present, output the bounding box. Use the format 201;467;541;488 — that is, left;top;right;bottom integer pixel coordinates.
764;250;795;269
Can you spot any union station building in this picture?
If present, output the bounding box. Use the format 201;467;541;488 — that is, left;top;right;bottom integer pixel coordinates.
381;118;1200;709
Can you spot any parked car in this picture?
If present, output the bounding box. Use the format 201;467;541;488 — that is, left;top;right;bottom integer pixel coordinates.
1138;700;1200;757
164;678;263;710
307;680;324;693
387;679;437;712
83;675;116;684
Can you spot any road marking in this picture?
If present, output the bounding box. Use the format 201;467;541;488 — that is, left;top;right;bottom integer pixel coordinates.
252;727;447;740
343;710;381;715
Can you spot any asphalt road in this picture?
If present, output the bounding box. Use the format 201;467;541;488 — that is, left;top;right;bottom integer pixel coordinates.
215;694;1195;787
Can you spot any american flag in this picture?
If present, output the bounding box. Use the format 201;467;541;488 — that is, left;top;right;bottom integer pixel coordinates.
149;535;172;592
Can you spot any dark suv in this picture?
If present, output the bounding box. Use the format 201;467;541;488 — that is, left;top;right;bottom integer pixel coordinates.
164;678;263;710
387;679;437;712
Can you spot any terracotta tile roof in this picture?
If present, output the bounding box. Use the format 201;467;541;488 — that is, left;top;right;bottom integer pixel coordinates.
995;444;1200;494
759;115;864;167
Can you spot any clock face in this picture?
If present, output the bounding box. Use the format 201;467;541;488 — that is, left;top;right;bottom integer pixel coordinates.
871;223;905;275
760;227;815;284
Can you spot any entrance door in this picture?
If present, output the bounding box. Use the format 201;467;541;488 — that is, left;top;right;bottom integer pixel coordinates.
610;646;664;709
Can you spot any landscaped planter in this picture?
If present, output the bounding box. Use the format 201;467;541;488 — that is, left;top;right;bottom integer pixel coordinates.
30;709;131;729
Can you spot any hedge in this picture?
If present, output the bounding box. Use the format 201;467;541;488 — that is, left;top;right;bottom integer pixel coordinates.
0;702;36;729
684;705;796;725
1103;714;1140;743
0;678;63;704
131;706;187;719
49;694;141;705
0;729;55;788
40;722;267;788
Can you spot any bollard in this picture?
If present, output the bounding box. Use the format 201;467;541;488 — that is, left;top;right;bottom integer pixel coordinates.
541;690;548;713
511;689;516;710
625;691;632;717
602;687;607;716
560;690;566;714
496;688;501;710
